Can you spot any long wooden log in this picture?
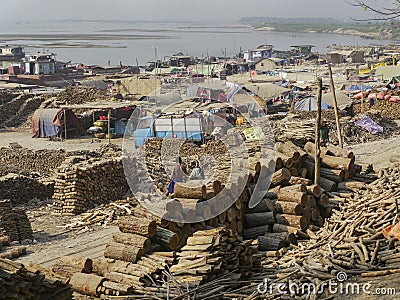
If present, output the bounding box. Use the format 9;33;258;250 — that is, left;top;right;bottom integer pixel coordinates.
70;273;105;296
319;177;337;192
307;184;322;198
173;184;207;200
243;225;272;240
118;216;157;237
104;242;144;263
325;144;354;160
244;211;275;228
274;201;304;215
271;168;291;186
275;214;309;231
277;190;308;206
152;227;179;250
272;223;310;240
112;232;151;253
320;155;354;172
246;198;275;213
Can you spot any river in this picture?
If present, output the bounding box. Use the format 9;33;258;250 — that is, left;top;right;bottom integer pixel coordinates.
0;20;394;66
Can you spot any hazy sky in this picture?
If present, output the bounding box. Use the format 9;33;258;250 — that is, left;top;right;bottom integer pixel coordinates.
0;0;376;23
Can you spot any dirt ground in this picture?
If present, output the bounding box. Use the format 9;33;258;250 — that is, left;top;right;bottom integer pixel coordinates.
2;129;400;299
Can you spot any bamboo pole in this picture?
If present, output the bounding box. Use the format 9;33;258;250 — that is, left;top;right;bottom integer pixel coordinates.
107;109;111;143
64;109;67;140
315;78;322;185
328;65;343;148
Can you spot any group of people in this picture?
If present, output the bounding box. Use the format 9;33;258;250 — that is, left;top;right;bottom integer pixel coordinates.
165;157;204;196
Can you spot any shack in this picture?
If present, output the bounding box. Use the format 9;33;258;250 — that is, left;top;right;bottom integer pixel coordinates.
32;108;82;138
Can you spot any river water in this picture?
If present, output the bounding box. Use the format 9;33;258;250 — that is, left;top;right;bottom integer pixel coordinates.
0;20;394;66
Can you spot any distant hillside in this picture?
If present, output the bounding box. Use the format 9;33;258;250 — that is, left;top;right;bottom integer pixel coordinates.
239;16;398;40
239;17;337;25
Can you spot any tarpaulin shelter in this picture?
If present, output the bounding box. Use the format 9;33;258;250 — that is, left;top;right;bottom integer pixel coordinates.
294;96;329;111
32;108;82;138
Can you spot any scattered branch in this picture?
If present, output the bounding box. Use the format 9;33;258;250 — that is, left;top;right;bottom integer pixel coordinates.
347;0;400;21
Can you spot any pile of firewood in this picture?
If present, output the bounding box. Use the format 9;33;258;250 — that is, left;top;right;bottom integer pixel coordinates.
0;173;54;205
170;227;256;285
239;140;375;253
52;156;128;215
0;199;32;243
0;258;72;299
233;163;400;298
0;93;33;127
0;147;66;176
3;95;47;128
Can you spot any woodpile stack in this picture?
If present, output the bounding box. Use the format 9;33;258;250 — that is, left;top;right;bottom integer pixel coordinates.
0;93;33;127
0;200;32;243
0;258;72;299
245;163;400;297
3;95;47;128
0;148;66;176
170;227;256;285
240;140;368;252
52;156;128;215
0;173;54;205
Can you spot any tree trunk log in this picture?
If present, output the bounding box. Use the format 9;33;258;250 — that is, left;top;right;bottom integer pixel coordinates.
277;190;308;206
275;213;309;231
112;232;151;253
274;201;304;215
174;184;207;200
271;168;291;186
243;225;272;239
118;216;157;238
70;273;105;296
104;242;144;263
244;211;275;228
152;227;179;250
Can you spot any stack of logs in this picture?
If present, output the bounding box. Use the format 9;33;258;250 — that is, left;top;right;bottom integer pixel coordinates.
0;173;54;205
0;258;72;299
240;140;371;252
170;227;256;285
52;156;128;215
246;162;400;297
0;199;32;243
0;148;66;176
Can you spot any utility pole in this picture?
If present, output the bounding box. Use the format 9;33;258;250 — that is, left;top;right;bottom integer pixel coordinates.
328;65;343;148
315;78;322;185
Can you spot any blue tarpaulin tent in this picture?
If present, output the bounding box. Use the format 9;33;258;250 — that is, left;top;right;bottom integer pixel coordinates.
294;96;330;111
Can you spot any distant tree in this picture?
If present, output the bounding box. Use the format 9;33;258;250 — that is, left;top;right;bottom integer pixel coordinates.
348;0;400;20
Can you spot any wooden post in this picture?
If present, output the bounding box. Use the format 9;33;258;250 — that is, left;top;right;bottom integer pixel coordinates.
63;109;67;140
328;65;343;148
315;78;322;185
360;82;364;113
107;109;111;143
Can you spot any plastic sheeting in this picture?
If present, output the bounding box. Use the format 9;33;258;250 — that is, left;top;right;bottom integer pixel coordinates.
354;116;383;134
294;96;330;111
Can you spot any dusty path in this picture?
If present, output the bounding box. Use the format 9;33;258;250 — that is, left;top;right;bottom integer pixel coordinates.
348;135;400;170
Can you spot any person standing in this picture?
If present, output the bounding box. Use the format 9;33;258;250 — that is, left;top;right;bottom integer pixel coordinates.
165;157;187;196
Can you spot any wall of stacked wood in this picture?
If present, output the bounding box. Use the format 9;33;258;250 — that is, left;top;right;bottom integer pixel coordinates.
0;258;72;299
52;156;128;215
241;140;376;253
0;173;54;205
0;148;66;176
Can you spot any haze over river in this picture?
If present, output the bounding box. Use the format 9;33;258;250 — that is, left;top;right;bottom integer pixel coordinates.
0;20;394;66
